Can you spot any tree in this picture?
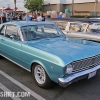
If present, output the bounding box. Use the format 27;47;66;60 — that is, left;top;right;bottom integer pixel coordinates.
24;0;43;13
14;0;16;10
14;0;17;15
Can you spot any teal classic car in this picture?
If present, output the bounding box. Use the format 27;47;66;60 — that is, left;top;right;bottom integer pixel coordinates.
0;21;100;88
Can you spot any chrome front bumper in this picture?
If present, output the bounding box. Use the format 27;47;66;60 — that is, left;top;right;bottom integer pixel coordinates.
58;65;100;87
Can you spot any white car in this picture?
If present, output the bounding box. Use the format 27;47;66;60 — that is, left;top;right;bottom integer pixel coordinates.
62;22;100;42
63;22;100;33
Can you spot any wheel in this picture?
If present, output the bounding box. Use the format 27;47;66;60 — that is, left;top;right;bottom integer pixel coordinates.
32;64;53;88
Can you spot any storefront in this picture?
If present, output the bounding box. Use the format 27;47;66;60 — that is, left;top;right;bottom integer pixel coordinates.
44;0;100;16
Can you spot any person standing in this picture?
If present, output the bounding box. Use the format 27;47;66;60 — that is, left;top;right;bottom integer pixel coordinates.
37;13;42;21
24;13;31;21
12;16;17;20
33;13;37;20
7;14;12;22
1;14;6;23
41;14;45;21
19;14;22;20
57;12;63;18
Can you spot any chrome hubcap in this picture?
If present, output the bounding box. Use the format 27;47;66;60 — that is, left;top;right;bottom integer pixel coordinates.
34;65;46;84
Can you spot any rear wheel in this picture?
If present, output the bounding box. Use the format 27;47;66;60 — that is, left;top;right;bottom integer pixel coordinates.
32;64;53;88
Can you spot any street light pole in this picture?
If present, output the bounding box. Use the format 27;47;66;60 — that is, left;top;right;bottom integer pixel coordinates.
72;0;74;16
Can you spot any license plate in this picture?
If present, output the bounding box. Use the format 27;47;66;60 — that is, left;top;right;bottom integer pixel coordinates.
88;71;97;79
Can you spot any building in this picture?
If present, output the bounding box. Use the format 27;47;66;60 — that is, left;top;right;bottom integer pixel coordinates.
0;7;23;16
44;0;100;16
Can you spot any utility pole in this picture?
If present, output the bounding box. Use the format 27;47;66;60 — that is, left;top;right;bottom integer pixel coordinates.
72;0;74;16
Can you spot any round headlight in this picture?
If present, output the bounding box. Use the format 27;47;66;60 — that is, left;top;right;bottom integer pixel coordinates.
65;64;73;74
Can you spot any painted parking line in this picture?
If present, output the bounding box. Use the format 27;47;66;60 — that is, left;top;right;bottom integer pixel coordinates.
0;70;46;100
0;83;21;100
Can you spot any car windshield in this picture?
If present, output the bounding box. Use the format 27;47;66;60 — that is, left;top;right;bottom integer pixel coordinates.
21;24;63;41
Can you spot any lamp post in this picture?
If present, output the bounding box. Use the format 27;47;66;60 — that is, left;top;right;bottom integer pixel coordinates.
72;0;74;16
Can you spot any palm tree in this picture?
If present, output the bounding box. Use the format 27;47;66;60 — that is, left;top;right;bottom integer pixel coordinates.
14;0;16;15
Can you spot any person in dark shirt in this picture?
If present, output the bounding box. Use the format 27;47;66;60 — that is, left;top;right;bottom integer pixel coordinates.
0;14;6;23
41;14;45;21
17;14;22;20
12;16;17;20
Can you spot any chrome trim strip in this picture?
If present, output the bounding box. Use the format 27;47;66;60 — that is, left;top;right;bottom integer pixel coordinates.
0;54;31;72
58;65;100;83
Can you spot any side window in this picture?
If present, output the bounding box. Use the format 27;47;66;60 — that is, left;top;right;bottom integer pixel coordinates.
0;25;6;36
5;25;20;41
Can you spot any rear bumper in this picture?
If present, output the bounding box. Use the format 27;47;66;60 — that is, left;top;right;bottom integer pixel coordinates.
58;65;100;87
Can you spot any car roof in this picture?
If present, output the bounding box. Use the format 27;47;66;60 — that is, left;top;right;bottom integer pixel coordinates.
2;21;54;27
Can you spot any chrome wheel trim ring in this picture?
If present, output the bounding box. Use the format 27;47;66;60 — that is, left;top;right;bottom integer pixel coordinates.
34;65;46;84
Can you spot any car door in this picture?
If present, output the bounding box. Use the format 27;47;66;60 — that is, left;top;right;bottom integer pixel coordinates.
1;24;22;64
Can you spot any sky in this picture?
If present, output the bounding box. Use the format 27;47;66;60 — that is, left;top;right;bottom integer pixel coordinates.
0;0;26;11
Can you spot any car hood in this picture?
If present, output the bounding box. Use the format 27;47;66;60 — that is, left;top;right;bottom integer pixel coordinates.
27;38;100;65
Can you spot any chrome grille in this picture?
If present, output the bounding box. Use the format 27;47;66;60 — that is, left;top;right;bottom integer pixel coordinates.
72;55;100;72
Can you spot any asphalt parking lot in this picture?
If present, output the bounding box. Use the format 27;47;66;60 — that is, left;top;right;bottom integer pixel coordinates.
0;58;100;100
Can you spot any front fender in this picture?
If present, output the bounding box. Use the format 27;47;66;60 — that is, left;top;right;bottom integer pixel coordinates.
30;60;65;83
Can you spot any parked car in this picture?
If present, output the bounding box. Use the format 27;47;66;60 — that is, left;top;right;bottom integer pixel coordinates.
64;21;100;32
0;21;100;88
63;22;100;42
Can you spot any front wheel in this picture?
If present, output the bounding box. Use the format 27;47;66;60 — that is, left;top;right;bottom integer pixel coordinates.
32;64;53;88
